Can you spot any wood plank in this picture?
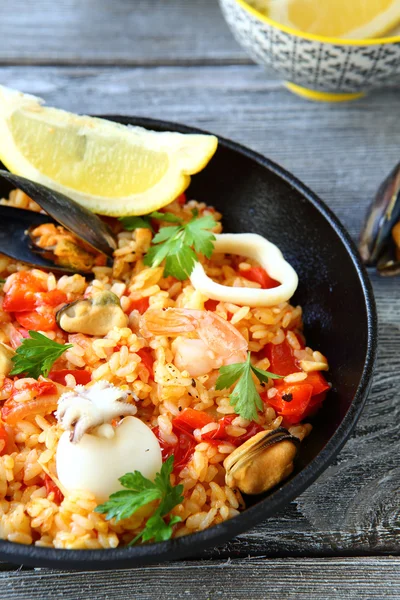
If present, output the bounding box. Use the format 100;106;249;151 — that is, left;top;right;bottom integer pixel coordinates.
0;0;247;65
0;66;399;561
1;558;400;599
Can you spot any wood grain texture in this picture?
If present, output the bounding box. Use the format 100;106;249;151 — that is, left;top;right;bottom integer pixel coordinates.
1;558;400;599
2;65;400;242
0;66;399;562
0;0;246;65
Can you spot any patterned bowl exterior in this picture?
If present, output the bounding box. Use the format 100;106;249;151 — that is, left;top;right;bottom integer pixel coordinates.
219;0;400;94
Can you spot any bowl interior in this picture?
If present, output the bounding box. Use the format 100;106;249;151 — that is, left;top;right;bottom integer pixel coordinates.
0;116;376;568
231;0;400;45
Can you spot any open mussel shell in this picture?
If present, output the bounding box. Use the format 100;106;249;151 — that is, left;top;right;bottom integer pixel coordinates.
359;161;400;275
224;427;300;495
0;204;80;274
0;170;116;258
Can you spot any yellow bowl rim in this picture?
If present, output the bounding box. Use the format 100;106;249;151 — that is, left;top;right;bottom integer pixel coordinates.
233;0;400;45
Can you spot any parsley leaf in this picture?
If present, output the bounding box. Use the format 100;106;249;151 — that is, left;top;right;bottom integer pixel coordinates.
9;331;73;379
143;212;216;280
119;211;181;232
95;456;184;545
149;211;181;223
119;216;154;232
216;352;282;421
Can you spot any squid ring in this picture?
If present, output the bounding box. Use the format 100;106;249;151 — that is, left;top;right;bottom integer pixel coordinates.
189;233;298;307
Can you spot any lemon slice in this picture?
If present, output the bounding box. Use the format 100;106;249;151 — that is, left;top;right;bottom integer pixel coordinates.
0;86;217;216
267;0;400;39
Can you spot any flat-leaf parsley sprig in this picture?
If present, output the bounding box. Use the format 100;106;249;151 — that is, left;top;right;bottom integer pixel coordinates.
216;352;282;422
10;331;73;379
137;209;216;280
119;211;181;233
95;455;183;545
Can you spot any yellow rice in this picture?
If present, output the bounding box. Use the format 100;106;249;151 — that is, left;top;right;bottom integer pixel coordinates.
0;191;326;549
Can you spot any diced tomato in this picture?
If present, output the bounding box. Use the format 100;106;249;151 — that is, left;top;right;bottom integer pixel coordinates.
262;365;329;423
239;266;280;289
37;289;68;308
173;408;213;435
153;426;196;474
3;272;67;332
128;297;149;315
305;372;330;396
48;369;92;386
263;382;314;425
15;307;56;331
263;339;301;376
137;348;154;379
201;415;264;447
44;474;64;504
3;272;66;313
204;299;219;312
3;272;47;312
176;193;186;206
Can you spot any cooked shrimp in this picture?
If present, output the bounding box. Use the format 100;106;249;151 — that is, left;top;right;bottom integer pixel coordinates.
142;308;248;376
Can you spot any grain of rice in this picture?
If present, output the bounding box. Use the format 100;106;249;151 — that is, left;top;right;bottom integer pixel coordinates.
284;372;308;383
299;360;329;372
231;306;250;324
287;330;301;350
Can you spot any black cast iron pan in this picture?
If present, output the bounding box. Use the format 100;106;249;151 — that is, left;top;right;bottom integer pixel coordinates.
0;116;377;569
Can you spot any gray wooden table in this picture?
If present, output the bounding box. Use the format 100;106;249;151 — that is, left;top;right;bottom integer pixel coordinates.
1;1;399;598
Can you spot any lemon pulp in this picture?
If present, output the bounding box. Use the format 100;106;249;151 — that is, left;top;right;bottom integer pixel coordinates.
10;111;169;197
265;0;400;39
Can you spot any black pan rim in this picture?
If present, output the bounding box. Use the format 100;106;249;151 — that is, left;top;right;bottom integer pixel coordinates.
0;115;378;570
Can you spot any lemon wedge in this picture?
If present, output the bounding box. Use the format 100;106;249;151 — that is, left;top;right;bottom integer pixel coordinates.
0;86;217;216
267;0;400;39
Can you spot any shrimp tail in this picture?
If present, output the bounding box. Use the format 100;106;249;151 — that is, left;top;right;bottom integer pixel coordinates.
142;308;198;337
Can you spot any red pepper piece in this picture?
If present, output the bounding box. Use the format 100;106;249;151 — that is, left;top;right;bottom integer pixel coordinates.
137;348;154;379
152;426;196;474
239;266;280;289
173;408;213;435
128;297;149;315
305;372;330;396
263;382;314;424
201;415;264;447
204;299;219;312
48;369;92;386
44;474;64;504
263;339;301;376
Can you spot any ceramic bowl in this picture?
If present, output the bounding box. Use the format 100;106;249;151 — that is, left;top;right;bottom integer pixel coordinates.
0;116;377;569
219;0;400;101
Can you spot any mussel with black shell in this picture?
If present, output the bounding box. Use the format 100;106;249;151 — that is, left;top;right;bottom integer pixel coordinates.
0;170;117;275
223;427;300;495
359;161;400;276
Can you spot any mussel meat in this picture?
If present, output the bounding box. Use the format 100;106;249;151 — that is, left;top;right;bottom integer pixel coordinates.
56;291;128;336
359;161;400;276
0;170;116;275
223;427;299;495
